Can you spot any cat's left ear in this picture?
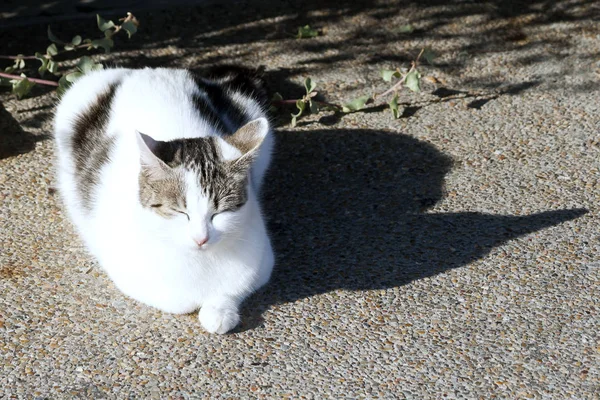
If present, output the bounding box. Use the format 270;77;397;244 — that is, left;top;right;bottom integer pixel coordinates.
225;118;269;168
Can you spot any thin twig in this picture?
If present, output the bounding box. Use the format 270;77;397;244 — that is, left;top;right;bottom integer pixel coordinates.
0;55;38;60
375;48;425;100
0;72;59;86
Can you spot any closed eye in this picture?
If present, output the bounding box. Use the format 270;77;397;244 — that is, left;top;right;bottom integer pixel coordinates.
174;209;190;220
150;204;162;208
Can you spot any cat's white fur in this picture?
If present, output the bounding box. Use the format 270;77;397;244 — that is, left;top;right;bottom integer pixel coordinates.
54;68;274;334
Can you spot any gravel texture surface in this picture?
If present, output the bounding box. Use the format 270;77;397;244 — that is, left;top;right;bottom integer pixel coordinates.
1;0;599;398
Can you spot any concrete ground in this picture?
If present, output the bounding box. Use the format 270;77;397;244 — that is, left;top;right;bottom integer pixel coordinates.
1;0;599;398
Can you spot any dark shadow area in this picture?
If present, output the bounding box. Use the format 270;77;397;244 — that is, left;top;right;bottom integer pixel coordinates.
237;129;587;330
1;0;598;99
0;103;49;159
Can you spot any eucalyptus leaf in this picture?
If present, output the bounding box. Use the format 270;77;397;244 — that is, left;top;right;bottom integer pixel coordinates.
46;43;58;56
71;35;82;45
405;70;421;93
121;21;138;38
304;77;316;94
342;95;371;113
397;24;414;33
422;48;436;64
91;38;114;53
38;58;48;74
65;72;83;83
48;60;58;74
11;77;36;99
47;26;65;44
389;94;400;119
75;56;104;74
64;44;75;51
291;99;305;118
57;75;72;97
97;15;115;32
381;69;400;82
297;25;319;39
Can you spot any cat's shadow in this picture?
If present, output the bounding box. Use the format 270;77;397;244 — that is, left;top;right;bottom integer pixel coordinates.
238;128;586;331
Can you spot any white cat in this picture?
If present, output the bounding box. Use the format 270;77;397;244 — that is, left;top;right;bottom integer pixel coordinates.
54;66;274;334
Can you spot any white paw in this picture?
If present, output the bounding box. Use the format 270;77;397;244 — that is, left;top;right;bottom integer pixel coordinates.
198;305;240;334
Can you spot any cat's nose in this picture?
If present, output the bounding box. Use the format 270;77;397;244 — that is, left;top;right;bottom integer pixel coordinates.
194;237;208;247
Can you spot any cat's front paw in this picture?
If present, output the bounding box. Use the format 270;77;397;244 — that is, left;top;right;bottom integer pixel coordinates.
198;304;240;334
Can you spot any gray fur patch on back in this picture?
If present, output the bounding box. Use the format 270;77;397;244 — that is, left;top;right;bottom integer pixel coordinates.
71;84;118;210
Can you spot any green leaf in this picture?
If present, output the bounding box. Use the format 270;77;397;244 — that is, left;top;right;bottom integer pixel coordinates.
76;56;103;74
11;76;36;99
48;60;58;74
405;69;421;93
297;25;319;39
121;21;138;38
97;15;115;32
291;115;297;127
37;58;48;74
304;77;316;94
381;69;401;82
342;95;371;113
65;72;83;83
422;47;436;64
18;59;25;69
309;100;319;114
64;44;75;51
397;24;414;34
47;26;65;44
91;37;114;53
291;99;305;118
46;43;58;56
71;35;82;45
389;94;400;119
4;66;15;73
57;75;72;97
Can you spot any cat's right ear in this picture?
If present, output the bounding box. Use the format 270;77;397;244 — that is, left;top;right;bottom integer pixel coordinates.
136;131;171;174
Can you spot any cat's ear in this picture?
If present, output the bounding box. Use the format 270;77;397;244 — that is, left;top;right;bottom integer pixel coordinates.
136;131;172;174
225;118;269;167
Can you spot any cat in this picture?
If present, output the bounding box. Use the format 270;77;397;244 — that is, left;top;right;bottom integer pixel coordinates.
54;66;274;334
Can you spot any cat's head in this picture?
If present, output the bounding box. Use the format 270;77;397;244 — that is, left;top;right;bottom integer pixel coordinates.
136;118;268;250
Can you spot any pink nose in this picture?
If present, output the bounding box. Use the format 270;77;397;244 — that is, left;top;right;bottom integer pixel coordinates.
194;237;208;247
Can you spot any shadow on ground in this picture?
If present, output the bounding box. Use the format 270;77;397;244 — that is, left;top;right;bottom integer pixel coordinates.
239;129;586;330
0;103;49;159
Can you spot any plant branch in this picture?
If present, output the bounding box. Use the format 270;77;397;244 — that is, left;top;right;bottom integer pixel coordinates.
272;99;342;110
0;72;59;86
0;55;38;60
375;48;425;100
